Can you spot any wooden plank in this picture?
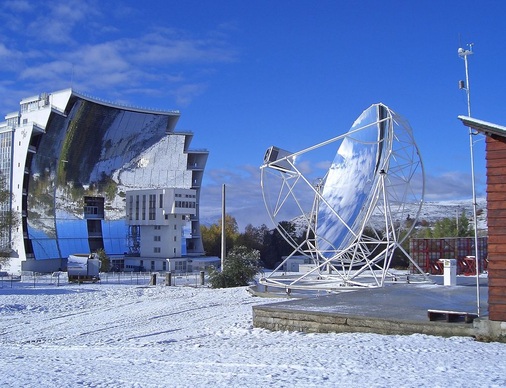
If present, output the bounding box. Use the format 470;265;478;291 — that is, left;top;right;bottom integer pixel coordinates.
486;219;506;230
486;143;506;152
487;230;506;238
489;303;506;322
487;293;506;303
487;192;506;200
427;309;478;324
487;200;506;210
485;244;506;254
486;137;506;151
487;217;506;224
489;286;506;298
486;191;506;202
487;260;506;271
487;203;506;212
487;233;506;243
486;148;506;158
486;159;506;168
489;277;506;288
488;268;506;278
486;173;506;183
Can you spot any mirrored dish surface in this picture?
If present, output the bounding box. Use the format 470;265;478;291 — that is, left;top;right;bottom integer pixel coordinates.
316;105;388;254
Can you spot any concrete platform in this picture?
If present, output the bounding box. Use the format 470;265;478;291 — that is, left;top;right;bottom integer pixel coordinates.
252;275;504;340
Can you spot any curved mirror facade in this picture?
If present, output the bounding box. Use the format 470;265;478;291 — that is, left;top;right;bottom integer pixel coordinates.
27;95;181;260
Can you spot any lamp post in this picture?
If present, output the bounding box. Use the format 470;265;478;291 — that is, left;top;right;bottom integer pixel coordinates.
221;184;226;271
458;44;481;317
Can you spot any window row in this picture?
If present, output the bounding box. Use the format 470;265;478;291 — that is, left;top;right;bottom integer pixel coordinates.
175;193;196;198
175;201;196;209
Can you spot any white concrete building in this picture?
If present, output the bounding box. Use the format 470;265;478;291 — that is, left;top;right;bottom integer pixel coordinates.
0;89;208;274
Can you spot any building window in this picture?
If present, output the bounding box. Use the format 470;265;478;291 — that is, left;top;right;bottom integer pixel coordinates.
149;194;156;220
135;195;139;220
154;225;161;230
174;236;177;242
142;195;146;220
151;261;155;270
174;224;177;230
154;236;161;242
159;193;163;208
175;260;186;272
154;247;161;253
162;261;166;271
173;248;177;254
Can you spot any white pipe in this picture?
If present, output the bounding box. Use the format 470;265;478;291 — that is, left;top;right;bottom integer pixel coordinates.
460;46;481;317
221;184;226;271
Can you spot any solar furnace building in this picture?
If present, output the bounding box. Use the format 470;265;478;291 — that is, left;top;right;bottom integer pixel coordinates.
0;89;208;274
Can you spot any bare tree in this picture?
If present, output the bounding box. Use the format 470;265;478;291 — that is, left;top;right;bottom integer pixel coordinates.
0;174;19;268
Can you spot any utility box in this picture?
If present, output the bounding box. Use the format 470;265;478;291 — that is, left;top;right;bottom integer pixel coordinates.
67;254;101;283
441;259;457;286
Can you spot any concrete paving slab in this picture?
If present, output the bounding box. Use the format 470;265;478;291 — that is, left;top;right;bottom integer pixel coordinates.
252;275;489;338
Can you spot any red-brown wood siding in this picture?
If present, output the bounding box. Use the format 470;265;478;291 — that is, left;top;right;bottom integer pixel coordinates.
486;134;506;321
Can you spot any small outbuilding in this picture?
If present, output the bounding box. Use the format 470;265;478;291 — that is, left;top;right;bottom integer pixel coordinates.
67;254;101;283
458;115;506;322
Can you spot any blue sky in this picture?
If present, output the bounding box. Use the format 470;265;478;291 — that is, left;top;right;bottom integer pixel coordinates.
1;0;504;230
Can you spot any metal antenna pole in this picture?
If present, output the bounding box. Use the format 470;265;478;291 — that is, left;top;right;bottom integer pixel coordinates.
459;44;481;316
221;184;226;271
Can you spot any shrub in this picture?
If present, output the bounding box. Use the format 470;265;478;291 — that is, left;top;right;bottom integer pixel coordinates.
208;246;261;288
95;248;110;272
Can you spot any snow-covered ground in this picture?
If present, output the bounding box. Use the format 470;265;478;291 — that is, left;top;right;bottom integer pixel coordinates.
1;280;505;387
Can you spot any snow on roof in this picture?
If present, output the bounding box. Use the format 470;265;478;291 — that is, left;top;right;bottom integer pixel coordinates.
458;115;506;138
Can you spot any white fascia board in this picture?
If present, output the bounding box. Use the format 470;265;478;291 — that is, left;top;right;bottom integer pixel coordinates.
458;115;506;138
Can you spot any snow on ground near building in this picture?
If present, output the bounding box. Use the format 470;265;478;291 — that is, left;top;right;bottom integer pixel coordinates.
1;280;505;387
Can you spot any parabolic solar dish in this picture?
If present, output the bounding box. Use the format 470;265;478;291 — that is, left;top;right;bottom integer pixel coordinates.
260;103;426;289
316;105;389;255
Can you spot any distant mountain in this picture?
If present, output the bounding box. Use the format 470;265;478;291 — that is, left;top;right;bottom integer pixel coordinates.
201;198;488;234
288;197;488;236
416;198;487;231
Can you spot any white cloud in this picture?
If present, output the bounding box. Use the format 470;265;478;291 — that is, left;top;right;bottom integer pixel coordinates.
19;60;72;81
0;43;38;72
198;164;487;232
0;3;237;112
200;166;268;230
25;0;99;44
127;31;236;65
2;0;31;12
171;83;208;107
423;171;486;201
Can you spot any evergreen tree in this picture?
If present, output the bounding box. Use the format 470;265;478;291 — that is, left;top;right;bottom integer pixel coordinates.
95;248;110;272
429;211;473;238
411;210;474;239
236;223;268;252
261;221;298;269
208;246;261;288
457;210;473;237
